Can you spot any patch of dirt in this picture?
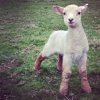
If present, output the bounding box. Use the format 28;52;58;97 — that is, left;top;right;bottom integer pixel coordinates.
22;88;75;100
0;71;27;100
89;73;100;94
89;73;100;84
89;38;100;51
0;59;22;72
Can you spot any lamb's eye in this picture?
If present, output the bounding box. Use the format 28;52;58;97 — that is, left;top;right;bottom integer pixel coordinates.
77;12;81;15
63;12;66;15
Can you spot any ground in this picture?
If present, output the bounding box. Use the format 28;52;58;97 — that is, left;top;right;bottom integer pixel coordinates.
0;0;100;100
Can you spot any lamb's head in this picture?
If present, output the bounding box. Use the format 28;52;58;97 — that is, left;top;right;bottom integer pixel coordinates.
53;4;89;28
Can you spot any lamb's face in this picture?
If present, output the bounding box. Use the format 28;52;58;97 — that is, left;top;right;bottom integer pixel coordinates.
53;4;89;28
63;5;82;28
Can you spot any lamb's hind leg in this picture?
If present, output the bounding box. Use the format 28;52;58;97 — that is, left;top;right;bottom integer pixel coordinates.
57;54;63;70
34;42;55;70
77;53;92;93
34;53;47;70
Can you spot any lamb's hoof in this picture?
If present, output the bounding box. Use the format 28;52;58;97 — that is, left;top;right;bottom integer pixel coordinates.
59;87;68;96
57;67;62;71
34;66;40;71
81;79;92;93
57;66;62;71
59;82;68;95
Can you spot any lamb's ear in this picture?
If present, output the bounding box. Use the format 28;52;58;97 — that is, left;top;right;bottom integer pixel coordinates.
80;4;89;14
53;6;64;15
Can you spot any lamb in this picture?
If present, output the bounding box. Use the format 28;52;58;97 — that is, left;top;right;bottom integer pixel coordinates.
34;4;92;95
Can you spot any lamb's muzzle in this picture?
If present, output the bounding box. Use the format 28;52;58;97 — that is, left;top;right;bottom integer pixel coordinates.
34;4;92;95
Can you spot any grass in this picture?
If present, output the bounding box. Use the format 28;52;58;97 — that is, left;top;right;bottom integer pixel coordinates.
0;0;100;100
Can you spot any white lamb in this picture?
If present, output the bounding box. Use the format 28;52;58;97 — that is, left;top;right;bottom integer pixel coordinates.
34;4;92;95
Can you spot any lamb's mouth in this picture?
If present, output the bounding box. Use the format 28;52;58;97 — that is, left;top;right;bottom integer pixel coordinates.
69;23;77;28
69;22;74;24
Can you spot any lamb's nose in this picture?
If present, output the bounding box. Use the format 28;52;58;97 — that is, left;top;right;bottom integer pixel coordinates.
69;19;73;22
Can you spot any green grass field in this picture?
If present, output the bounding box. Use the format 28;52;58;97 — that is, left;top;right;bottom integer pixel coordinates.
0;0;100;100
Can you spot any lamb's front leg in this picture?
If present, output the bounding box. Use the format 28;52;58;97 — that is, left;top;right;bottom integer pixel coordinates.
60;55;72;95
57;54;63;70
77;53;92;93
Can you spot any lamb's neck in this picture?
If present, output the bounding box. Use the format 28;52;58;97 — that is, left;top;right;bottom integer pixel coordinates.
66;24;88;53
69;23;84;34
67;24;85;39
